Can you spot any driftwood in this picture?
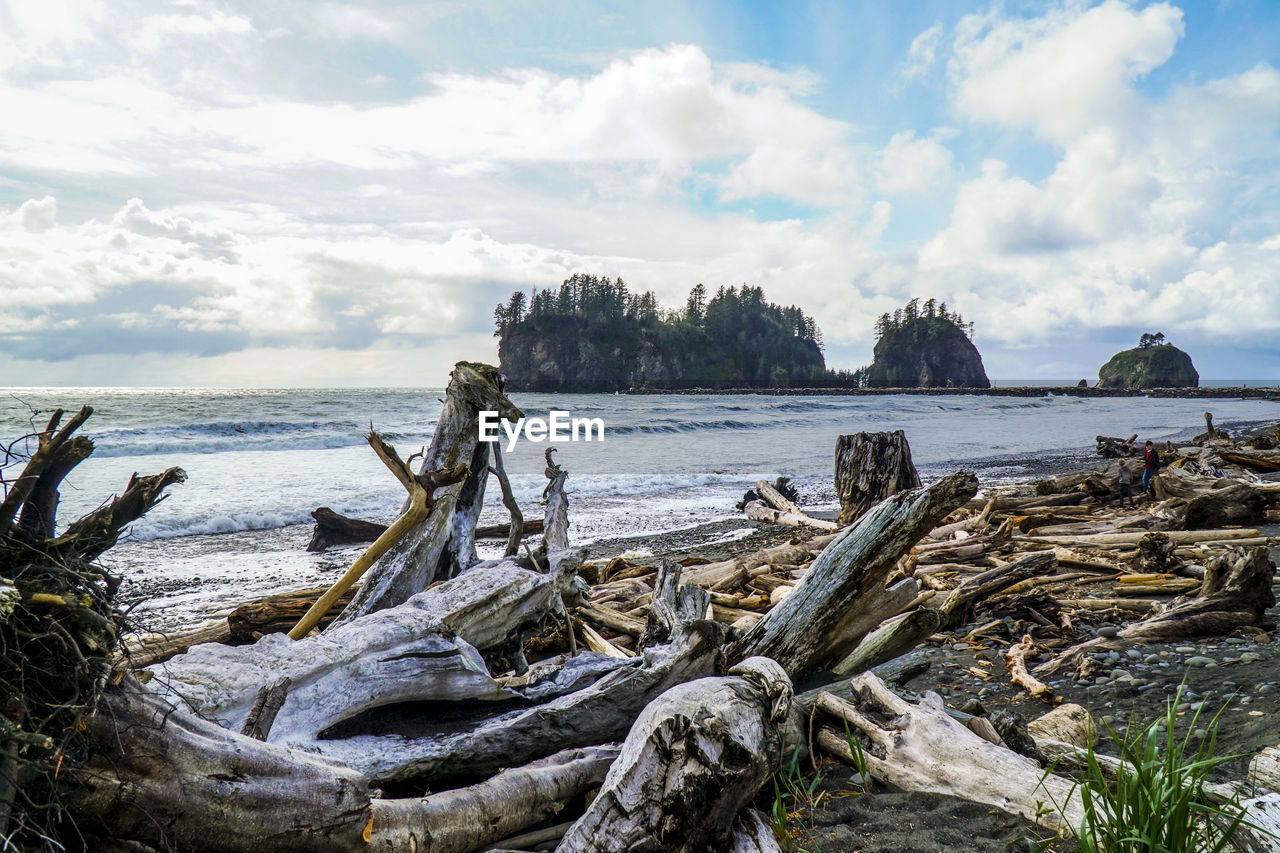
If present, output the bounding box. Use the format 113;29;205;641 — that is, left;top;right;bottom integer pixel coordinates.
332;362;522;626
152;561;561;741
833;430;922;525
1184;483;1267;529
1004;634;1060;705
558;657;791;853
368;744;620;853
306;507;542;553
306;563;725;789
730;472;977;678
814;673;1083;835
745;479;838;530
1038;546;1276;675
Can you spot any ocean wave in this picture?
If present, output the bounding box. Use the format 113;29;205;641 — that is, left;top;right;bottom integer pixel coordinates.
128;508;317;540
88;420;426;457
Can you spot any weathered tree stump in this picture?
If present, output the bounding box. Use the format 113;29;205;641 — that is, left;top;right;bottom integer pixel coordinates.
833;430;922;525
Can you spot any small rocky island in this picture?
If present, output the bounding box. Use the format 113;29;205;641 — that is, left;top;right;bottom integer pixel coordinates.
863;299;990;388
1098;333;1199;389
494;275;827;391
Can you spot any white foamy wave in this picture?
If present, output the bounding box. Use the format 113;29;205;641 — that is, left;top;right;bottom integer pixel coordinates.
128;509;317;540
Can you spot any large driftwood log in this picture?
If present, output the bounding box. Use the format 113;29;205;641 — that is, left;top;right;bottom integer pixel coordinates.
815;673;1084;835
311;563;726;789
66;685;372;853
1038;546;1276;675
1184;483;1267;529
557;657;792;853
834;430;922;525
729;472;978;678
368;745;620;853
332;362;522;625
151;561;560;740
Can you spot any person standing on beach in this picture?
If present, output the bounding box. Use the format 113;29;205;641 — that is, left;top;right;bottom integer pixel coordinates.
1117;458;1134;508
1142;440;1160;497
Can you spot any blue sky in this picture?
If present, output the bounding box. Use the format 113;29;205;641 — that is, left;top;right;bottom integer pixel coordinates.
1;0;1278;385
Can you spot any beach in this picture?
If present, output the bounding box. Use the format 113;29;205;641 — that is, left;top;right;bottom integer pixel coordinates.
4;387;1278;632
8;386;1280;851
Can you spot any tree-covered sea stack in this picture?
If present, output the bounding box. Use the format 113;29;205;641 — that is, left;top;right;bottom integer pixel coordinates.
1098;333;1199;389
863;298;990;388
494;275;828;391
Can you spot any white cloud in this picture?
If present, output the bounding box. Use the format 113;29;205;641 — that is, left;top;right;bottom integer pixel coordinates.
875;131;953;193
899;23;943;85
0;38;862;207
950;1;1184;141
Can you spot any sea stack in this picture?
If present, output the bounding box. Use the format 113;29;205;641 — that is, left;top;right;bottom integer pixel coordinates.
1098;334;1198;389
865;299;990;388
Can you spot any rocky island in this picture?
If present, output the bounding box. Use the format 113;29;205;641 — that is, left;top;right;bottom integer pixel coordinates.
1098;333;1199;389
863;298;990;388
494;275;827;391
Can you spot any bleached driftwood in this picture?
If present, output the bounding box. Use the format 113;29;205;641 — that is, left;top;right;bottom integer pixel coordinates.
308;563;726;789
151;561;560;740
1004;634;1059;705
815;673;1083;835
66;685;373;853
1038;546;1276;675
558;657;792;853
746;479;839;531
368;745;620;853
730;472;978;678
333;362;522;625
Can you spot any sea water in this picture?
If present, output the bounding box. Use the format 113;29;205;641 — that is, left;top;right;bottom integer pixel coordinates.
3;387;1276;630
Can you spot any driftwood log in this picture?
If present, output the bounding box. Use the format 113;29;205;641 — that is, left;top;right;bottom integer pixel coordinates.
814;673;1084;835
332;362;522;625
833;430;922;525
307;507;542;553
730;471;977;678
558;657;792;853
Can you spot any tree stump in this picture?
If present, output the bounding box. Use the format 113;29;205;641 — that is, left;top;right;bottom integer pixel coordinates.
834;431;921;525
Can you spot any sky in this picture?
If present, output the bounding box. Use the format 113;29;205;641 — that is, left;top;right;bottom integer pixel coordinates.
1;0;1278;386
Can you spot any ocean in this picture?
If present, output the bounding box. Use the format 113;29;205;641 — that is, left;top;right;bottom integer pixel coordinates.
4;387;1278;631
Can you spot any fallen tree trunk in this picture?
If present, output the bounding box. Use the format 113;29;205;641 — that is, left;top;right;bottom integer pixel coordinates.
306;508;542;553
834;430;922;525
65;685;372;853
743;499;839;531
368;745;620;853
814;673;1083;836
308;562;727;790
151;561;562;740
557;657;792;853
730;472;978;678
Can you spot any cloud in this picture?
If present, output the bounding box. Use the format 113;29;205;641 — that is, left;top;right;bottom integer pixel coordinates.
950;1;1184;141
875;131;953;193
0;35;862;207
899;23;943;85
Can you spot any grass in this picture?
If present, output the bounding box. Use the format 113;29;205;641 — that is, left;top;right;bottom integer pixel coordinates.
1069;686;1254;853
768;749;825;851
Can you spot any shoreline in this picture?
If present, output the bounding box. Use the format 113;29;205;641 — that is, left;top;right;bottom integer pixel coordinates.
622;384;1280;398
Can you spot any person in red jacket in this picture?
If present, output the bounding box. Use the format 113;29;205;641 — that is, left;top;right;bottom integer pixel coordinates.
1142;440;1161;497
